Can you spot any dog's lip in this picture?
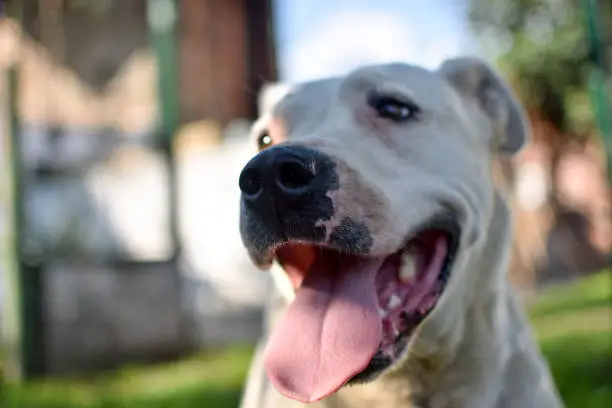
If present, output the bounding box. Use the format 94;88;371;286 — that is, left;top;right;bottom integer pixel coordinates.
256;239;373;271
261;213;461;307
405;212;461;256
258;211;461;271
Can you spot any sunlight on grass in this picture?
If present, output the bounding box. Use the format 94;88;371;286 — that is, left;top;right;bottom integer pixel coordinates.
532;269;612;408
0;345;254;408
0;270;610;408
528;269;611;319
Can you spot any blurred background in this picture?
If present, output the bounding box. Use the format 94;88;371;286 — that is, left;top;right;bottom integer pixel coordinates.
0;1;609;407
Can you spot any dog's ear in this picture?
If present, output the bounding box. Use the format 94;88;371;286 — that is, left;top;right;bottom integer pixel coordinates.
438;57;529;156
258;83;292;117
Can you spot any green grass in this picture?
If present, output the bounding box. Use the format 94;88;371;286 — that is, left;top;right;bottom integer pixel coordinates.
0;269;610;408
539;331;611;408
530;268;611;408
528;271;611;320
0;345;254;408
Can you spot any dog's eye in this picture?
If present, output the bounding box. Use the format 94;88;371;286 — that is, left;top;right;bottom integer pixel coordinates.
370;95;419;122
257;131;273;150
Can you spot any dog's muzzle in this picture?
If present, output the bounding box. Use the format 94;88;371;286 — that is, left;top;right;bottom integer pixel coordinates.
238;144;462;404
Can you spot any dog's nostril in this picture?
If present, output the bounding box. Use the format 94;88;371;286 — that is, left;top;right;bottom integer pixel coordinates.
239;167;263;197
277;160;315;191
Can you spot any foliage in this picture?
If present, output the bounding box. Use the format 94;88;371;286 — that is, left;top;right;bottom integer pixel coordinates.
468;0;610;136
0;270;610;408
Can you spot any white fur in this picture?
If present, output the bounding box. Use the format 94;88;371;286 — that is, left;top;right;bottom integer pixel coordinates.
240;57;564;408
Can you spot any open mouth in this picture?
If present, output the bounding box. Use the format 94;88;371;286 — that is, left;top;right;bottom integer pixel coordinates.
262;215;461;403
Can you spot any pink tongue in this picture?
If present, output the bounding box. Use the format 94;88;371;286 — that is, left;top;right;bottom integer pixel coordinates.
264;255;384;403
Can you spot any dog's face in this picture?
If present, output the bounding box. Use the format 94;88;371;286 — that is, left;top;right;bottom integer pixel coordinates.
238;58;528;403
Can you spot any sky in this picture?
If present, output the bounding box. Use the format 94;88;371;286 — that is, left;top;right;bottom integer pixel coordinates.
272;0;480;83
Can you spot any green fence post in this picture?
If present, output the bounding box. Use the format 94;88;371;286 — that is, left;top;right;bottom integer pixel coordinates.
2;1;46;381
1;0;32;381
1;52;24;385
147;0;181;259
584;0;612;182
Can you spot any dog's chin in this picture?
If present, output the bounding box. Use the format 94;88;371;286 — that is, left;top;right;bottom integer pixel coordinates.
269;214;461;389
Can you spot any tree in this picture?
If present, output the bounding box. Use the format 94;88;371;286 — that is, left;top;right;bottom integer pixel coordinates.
468;0;606;136
469;0;611;208
469;0;612;285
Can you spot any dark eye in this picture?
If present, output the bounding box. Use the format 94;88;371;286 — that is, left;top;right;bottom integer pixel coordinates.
369;95;419;122
257;131;273;150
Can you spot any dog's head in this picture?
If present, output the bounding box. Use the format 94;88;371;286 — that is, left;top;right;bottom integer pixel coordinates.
238;57;528;403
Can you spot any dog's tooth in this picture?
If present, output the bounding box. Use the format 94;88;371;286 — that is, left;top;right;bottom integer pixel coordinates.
378;306;388;318
388;294;402;309
399;252;416;283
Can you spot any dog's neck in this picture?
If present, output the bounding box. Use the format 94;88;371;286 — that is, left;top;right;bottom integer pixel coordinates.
324;192;563;408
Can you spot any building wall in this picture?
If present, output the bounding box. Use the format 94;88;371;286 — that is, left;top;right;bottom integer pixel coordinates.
1;0;277;129
177;0;277;125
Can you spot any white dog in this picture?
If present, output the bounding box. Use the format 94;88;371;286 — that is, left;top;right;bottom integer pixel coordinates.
237;57;564;408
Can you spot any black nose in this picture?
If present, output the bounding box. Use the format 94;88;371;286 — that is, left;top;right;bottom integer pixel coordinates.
239;152;315;199
239;145;336;216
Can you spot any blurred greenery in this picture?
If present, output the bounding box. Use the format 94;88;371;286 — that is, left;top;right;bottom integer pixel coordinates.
469;0;611;136
528;270;611;319
0;346;253;408
0;269;610;408
530;269;612;408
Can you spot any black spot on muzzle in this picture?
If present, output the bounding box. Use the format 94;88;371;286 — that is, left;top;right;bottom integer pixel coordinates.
329;218;373;254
